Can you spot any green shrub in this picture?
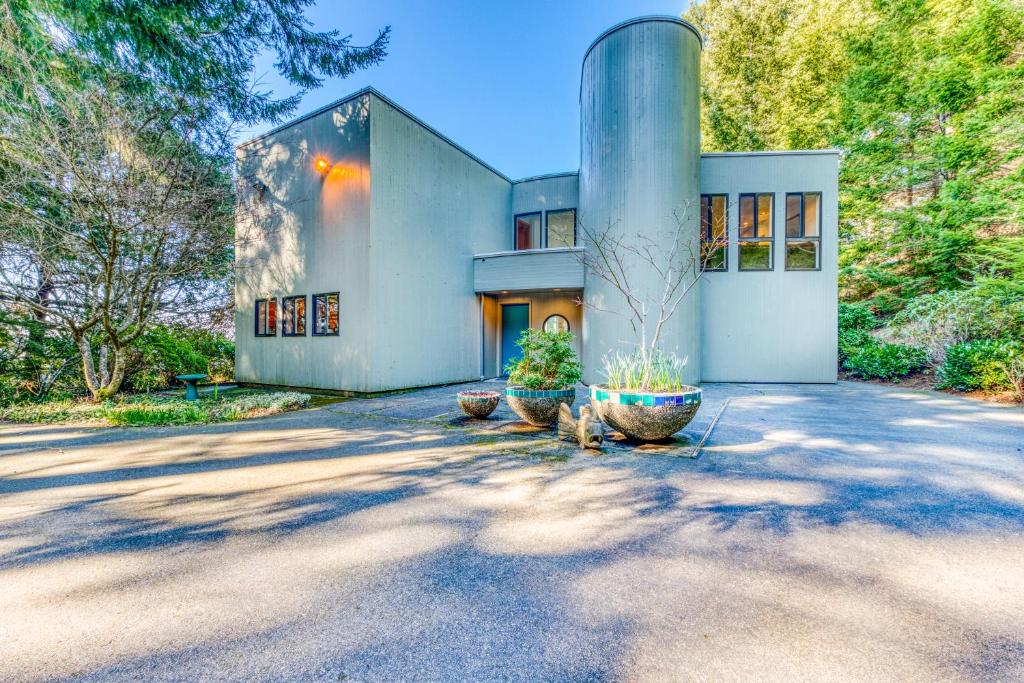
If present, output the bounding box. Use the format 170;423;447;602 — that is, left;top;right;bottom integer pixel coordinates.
888;290;1024;364
505;329;582;390
838;303;877;332
126;324;234;392
843;342;927;381
837;303;879;363
938;339;1023;392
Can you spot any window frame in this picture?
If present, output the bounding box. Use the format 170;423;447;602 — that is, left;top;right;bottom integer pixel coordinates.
542;313;570;333
513;211;542;251
544;208;577;249
254;298;276;337
700;193;729;272
281;294;307;337
784;192;822;272
311;292;340;337
737;192;775;271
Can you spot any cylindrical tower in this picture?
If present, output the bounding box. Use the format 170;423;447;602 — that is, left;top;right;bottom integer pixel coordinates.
579;16;703;386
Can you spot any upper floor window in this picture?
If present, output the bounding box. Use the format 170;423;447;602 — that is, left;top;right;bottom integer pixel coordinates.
785;192;821;270
312;293;340;336
282;295;306;336
738;192;774;271
514;212;541;250
255;298;276;337
700;194;727;271
545;209;576;248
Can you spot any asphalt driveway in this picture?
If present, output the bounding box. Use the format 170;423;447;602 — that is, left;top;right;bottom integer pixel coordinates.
0;382;1022;682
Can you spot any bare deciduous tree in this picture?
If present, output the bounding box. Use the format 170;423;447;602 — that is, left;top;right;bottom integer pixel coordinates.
574;202;727;391
0;14;251;399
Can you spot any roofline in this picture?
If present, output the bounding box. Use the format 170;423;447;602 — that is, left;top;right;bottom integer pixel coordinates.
701;149;842;157
236;86;512;183
580;16;703;103
512;171;578;184
583;16;703;63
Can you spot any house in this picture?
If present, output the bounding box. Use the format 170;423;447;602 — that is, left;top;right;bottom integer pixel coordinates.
234;16;838;393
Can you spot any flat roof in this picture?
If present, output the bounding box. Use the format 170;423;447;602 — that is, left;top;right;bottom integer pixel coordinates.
701;149;842;157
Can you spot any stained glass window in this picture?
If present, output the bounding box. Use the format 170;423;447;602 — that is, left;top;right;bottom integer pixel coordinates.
313;293;340;336
282;295;306;336
255;298;276;337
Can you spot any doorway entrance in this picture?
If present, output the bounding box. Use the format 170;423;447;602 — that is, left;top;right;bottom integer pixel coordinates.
500;303;529;374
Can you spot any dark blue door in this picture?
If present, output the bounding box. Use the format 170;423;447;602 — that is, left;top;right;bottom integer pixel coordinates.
500;304;529;375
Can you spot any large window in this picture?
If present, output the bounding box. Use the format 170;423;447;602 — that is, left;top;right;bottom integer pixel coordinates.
785;192;821;270
738;193;774;271
312;293;340;336
514;212;541;250
545;209;576;248
255;298;276;337
281;295;306;336
700;194;728;271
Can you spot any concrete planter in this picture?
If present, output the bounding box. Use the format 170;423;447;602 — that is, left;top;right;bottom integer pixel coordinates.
505;387;576;427
456;390;501;418
590;385;701;442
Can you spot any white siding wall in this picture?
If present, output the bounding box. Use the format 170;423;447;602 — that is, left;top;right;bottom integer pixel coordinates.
368;95;511;391
234;95;374;391
699;152;839;382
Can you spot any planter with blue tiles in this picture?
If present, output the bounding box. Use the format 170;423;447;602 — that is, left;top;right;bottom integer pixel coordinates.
505;386;576;427
589;385;701;442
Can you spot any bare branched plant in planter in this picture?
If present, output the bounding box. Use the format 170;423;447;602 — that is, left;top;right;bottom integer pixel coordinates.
574;201;727;441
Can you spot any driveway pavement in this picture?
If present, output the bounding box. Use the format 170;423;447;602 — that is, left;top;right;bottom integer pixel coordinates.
0;382;1022;682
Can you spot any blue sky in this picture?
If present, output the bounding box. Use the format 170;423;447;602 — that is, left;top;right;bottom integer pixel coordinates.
244;0;691;179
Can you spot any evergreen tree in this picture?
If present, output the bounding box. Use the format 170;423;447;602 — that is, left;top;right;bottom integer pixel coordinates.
837;0;1024;311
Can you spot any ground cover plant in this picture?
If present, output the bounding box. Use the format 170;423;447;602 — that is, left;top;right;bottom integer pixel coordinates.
0;390;310;427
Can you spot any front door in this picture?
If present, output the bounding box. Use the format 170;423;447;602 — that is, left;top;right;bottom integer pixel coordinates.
500;304;529;375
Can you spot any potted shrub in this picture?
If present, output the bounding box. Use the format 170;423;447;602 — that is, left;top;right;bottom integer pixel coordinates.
576;209;710;442
504;328;582;426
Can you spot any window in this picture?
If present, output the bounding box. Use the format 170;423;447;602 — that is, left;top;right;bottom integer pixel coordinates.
545;209;576;248
281;295;306;336
514;212;541;250
700;194;728;271
255;298;276;337
543;314;570;333
312;293;340;336
738;193;774;271
785;192;821;270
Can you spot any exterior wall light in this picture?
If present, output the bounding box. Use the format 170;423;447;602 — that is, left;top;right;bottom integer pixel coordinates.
314;156;330;174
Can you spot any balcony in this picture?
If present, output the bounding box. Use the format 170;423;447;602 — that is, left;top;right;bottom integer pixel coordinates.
473;247;585;293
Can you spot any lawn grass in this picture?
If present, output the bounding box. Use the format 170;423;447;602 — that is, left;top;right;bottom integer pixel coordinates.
0;389;311;426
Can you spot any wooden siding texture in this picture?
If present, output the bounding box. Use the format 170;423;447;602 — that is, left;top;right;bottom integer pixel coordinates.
699;152;839;382
234;95;374;391
474;248;585;293
579;18;702;385
368;94;511;391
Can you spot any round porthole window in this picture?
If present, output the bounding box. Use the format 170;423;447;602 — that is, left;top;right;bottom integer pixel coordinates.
543;314;570;333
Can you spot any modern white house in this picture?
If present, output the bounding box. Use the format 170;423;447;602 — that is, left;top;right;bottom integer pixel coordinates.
234;16;839;393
